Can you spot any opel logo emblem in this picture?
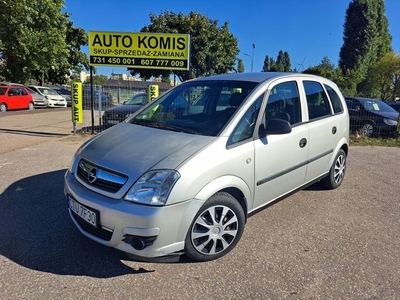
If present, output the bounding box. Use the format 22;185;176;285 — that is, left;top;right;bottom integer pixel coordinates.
88;167;98;183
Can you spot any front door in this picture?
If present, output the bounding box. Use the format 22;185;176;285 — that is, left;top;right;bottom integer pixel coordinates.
253;80;308;211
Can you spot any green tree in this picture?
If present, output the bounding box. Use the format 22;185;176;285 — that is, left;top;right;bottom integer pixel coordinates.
339;0;392;93
47;20;89;85
261;51;291;72
276;50;291;72
303;57;360;96
366;52;400;100
0;0;88;85
128;11;239;82
237;58;245;73
84;75;108;85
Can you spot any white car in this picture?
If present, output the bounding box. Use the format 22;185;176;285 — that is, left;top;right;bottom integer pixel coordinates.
65;72;349;262
28;85;67;108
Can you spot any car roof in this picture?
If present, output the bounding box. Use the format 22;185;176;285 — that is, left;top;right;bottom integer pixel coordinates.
345;97;384;103
0;82;25;86
190;72;326;84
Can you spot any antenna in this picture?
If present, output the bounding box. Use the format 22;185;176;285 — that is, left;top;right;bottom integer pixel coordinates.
297;56;306;71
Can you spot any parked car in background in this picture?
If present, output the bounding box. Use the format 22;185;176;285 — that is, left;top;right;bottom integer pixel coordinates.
345;97;399;137
83;88;113;110
102;93;148;127
0;84;34;112
51;86;72;107
65;72;349;262
28;86;67;108
387;101;400;113
26;87;48;108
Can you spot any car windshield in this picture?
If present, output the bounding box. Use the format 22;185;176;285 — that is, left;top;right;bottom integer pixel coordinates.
38;88;59;95
361;99;397;113
26;87;39;94
129;80;258;136
126;94;147;105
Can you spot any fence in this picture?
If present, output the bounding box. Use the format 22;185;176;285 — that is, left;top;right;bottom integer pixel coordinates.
75;89;400;138
76;84;172;133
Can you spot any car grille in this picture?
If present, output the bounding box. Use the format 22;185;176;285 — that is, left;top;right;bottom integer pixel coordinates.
71;212;113;241
77;159;128;193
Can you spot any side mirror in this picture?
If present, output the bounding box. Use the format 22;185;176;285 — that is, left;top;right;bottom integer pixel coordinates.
259;118;292;137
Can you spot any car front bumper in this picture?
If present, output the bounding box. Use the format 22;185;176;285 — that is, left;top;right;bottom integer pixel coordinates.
64;170;204;258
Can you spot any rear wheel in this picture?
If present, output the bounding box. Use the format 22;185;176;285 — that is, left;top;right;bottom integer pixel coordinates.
0;103;7;112
184;192;245;262
321;149;346;189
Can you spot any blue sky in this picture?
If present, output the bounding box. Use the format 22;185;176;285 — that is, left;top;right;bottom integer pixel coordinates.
64;0;400;77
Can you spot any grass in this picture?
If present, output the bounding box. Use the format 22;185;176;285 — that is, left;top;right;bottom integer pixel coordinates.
350;132;400;147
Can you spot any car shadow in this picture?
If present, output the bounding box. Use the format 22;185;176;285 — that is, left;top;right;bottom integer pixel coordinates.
0;169;156;277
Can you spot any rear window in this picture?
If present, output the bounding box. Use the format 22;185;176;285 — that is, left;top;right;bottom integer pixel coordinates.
324;84;343;114
0;88;6;95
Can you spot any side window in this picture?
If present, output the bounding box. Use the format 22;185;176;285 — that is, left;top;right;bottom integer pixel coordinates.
265;81;301;125
20;88;28;96
324;84;343;114
303;81;331;120
228;94;263;145
8;88;18;96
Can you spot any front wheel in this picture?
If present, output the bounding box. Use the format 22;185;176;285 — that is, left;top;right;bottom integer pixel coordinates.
28;102;34;110
184;192;245;262
362;122;374;137
321;149;346;189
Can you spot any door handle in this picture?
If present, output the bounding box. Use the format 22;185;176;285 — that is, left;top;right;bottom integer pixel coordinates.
299;138;307;148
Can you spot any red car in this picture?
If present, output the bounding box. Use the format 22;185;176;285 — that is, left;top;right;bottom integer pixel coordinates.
0;85;34;112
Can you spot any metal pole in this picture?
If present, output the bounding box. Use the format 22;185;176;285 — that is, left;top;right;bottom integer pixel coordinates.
90;66;94;134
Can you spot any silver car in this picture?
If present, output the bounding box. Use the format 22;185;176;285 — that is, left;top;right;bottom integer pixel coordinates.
28;85;67;108
65;73;349;262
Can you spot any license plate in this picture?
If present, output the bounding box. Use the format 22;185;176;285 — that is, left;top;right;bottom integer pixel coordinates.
107;120;119;124
68;196;97;227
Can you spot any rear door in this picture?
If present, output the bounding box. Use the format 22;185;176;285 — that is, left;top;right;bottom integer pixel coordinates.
7;88;20;109
300;80;340;182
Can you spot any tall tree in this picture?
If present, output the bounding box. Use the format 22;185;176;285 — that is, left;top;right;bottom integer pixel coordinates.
366;52;400;100
0;0;88;85
128;11;239;82
338;0;392;92
237;58;245;73
262;55;274;72
261;51;291;72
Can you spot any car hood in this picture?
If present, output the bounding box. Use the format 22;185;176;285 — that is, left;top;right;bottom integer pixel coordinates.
79;122;214;179
105;104;143;114
373;110;399;120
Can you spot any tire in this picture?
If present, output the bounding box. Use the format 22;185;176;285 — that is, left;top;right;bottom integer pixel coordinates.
28;102;34;110
184;192;245;262
0;103;7;112
321;149;346;190
362;122;374;137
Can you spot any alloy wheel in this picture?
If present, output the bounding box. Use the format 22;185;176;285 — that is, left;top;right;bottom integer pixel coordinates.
190;205;239;256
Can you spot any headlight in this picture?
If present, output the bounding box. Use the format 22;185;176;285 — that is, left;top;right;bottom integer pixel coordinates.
383;118;397;126
124;170;180;206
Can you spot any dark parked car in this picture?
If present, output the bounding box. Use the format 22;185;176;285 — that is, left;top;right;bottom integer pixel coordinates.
83;88;113;110
51;87;72;106
345;97;399;137
102;93;148;127
387;101;400;113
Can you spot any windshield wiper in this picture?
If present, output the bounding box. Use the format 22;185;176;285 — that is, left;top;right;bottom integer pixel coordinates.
134;120;198;134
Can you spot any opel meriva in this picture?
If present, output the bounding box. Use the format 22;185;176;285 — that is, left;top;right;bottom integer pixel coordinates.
64;72;349;262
